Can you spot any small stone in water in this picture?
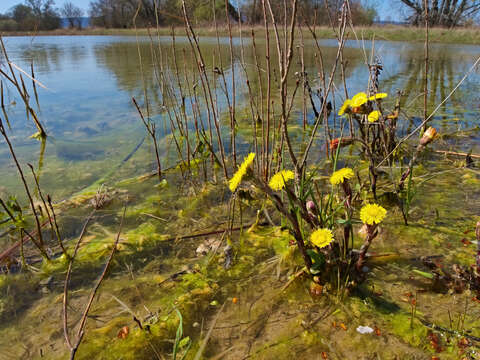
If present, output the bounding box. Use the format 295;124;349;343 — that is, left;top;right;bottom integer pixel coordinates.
356;325;374;334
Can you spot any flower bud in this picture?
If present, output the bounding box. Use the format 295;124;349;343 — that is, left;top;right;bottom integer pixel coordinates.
419;127;437;147
329;137;354;151
306;200;316;212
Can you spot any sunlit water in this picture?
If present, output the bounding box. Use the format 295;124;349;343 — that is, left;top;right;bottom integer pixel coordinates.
1;35;479;201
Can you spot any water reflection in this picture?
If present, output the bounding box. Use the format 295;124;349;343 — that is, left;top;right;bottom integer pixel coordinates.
0;36;479;200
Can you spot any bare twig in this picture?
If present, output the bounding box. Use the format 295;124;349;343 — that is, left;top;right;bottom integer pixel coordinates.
64;207;126;359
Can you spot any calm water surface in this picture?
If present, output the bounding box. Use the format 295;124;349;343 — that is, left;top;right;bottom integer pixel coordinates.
1;35;479;200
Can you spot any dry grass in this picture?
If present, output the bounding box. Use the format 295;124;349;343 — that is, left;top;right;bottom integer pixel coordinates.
1;25;480;44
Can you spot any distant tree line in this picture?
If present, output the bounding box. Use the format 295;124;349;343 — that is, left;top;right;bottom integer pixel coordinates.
87;0;241;28
86;0;377;28
0;0;84;31
1;0;479;32
242;0;377;26
87;0;479;29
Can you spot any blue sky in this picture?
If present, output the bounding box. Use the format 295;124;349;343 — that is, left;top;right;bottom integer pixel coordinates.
0;0;91;13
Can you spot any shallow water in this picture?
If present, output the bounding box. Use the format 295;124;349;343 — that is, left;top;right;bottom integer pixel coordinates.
1;35;480;359
1;36;479;199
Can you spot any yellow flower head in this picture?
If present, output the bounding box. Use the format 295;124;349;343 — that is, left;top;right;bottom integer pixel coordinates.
360;203;387;225
228;153;256;192
310;228;334;248
269;170;295;191
368;93;388;101
242;152;256;169
351;92;368;108
368;110;381;123
330;167;354;185
338;99;352;116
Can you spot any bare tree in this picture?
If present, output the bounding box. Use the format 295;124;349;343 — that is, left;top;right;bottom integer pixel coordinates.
61;2;84;29
399;0;480;27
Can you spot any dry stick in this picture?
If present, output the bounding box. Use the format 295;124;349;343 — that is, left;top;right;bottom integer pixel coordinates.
212;2;235;173
376;54;480;168
299;8;347;171
27;163;66;254
155;57;188;175
63;210;96;352
0;117;48;258
67;207;126;360
0;216;49;263
0;199;30;269
0;37;46;137
225;0;237;167
181;0;228;179
164;28;192;168
251;176;312;271
179;27;216;181
356;225;378;271
184;22;224;180
261;0;272;179
31;61;40;109
132;97;162;183
423;0;429;131
476;221;480;276
299;28;307;130
181;51;206;179
265;0;299;174
47;194;66;256
237;21;260;171
1;80;4;108
161;221;268;243
193;303;226;360
435;150;480;159
132;2;150;119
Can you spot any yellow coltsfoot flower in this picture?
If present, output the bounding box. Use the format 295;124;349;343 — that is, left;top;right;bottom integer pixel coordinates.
360;203;387;225
338;99;352;116
368;93;388;101
330;167;354;185
269;170;295;191
310;228;334;248
368;110;381;123
228;153;255;192
351;92;368;108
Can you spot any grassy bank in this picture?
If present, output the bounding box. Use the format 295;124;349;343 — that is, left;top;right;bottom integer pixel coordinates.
2;25;480;44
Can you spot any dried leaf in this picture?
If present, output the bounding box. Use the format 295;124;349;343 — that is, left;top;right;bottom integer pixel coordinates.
117;326;129;339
